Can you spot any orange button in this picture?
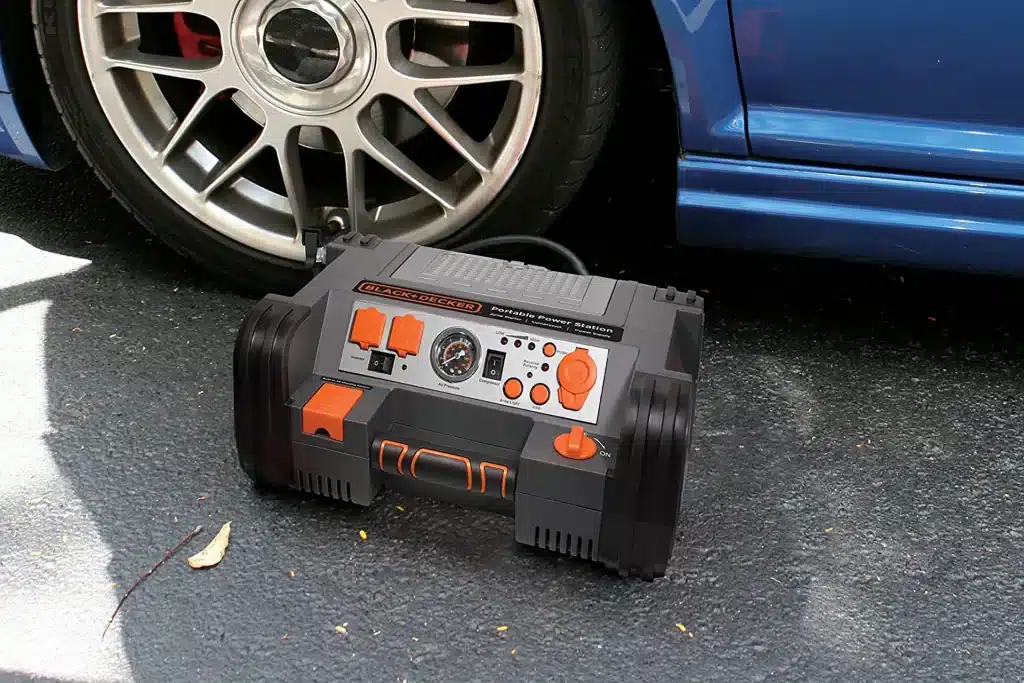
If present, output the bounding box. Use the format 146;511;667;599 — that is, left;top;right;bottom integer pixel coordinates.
302;383;363;441
556;348;597;411
503;378;523;400
349;307;386;350
530;383;550;405
387;314;424;358
542;342;556;357
553;426;598;460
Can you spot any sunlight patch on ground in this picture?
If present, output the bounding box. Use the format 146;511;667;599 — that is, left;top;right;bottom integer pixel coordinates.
0;240;131;682
0;234;91;289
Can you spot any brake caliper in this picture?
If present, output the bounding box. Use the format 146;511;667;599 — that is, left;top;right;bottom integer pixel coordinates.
173;13;222;59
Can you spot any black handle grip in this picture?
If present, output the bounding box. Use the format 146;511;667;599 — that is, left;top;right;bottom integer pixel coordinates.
371;436;518;501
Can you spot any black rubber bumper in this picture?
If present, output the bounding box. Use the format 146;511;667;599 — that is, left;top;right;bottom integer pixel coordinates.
233;297;311;487
597;372;695;580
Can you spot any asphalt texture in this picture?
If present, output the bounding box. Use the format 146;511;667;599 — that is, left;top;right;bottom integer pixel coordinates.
2;152;1024;683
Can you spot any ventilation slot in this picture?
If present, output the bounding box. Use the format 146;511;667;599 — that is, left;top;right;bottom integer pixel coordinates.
294;469;352;501
532;526;595;560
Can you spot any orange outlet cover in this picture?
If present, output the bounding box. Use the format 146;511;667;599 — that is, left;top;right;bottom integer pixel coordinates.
556;348;597;411
349;307;386;350
302;383;363;441
387;314;425;358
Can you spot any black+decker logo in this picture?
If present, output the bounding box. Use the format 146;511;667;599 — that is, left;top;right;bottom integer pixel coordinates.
355;281;483;314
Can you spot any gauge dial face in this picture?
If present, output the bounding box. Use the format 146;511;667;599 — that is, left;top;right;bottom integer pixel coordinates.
431;329;480;382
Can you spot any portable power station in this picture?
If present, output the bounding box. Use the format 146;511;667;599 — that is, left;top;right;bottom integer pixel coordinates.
233;233;704;580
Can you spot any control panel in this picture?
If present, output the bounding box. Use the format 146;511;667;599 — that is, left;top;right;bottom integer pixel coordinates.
235;237;706;580
338;300;609;424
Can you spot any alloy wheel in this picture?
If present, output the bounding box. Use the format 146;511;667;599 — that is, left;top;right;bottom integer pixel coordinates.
78;0;543;262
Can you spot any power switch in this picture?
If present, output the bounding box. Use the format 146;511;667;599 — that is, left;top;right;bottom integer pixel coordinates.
554;426;598;460
368;350;396;375
483;350;506;381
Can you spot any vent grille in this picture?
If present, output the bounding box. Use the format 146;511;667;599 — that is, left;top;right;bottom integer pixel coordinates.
295;469;352;502
419;252;592;298
533;526;595;560
390;245;616;315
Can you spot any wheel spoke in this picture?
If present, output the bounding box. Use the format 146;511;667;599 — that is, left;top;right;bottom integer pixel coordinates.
96;0;232;23
157;86;224;162
275;129;311;235
199;134;268;201
396;62;524;89
346;114;458;211
105;41;220;81
396;0;521;24
405;90;492;174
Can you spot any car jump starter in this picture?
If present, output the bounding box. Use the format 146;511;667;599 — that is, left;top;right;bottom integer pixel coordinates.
233;232;705;580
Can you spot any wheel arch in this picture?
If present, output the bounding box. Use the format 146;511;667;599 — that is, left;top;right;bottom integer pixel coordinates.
627;0;682;156
643;0;749;156
2;0;76;169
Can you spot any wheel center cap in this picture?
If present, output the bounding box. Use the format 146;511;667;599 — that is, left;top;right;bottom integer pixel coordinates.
261;6;355;87
235;0;375;114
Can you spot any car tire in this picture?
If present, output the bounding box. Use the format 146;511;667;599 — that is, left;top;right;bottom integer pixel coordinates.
32;0;623;294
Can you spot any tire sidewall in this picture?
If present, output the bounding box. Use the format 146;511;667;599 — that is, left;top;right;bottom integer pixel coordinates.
35;0;616;293
440;0;607;248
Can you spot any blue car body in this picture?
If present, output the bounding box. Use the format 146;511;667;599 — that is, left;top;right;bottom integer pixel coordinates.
0;35;50;169
4;0;1024;273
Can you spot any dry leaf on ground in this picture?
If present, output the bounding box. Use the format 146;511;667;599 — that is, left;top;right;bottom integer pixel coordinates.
187;522;231;569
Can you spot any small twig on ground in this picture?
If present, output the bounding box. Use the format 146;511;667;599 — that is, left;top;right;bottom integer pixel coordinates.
102;525;203;639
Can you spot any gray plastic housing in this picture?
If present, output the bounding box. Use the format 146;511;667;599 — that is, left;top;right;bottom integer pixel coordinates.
233;235;704;578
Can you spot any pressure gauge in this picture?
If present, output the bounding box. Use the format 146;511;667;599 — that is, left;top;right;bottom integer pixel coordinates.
430;328;481;382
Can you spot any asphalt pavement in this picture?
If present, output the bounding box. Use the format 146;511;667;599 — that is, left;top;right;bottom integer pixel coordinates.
2;154;1024;683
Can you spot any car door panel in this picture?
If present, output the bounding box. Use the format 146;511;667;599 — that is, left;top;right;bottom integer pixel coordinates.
664;0;1024;274
731;0;1024;182
648;0;749;156
745;106;1024;183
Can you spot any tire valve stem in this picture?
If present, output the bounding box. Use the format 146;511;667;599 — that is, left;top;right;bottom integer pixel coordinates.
325;209;351;236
